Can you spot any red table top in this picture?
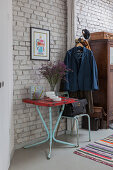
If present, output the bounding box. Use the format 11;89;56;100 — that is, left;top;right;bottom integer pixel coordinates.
22;97;78;107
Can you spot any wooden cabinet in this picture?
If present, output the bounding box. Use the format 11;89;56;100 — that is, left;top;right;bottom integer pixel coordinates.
89;39;113;127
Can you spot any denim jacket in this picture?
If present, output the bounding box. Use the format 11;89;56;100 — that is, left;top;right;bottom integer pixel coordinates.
64;46;99;91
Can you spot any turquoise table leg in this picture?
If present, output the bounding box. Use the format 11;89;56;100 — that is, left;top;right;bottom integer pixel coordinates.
53;105;77;147
24;106;49;149
47;107;52;159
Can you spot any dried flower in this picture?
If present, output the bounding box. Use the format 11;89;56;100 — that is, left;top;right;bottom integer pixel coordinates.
39;61;70;91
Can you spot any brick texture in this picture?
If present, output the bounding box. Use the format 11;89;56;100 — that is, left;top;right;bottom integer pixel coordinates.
76;0;113;37
13;0;67;148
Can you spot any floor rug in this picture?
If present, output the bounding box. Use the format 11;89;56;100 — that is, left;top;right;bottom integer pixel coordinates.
74;134;113;167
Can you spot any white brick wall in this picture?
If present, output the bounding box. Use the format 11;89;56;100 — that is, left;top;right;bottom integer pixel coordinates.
13;0;67;148
76;0;113;37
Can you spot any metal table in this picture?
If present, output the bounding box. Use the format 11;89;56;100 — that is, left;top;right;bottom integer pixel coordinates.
22;97;78;159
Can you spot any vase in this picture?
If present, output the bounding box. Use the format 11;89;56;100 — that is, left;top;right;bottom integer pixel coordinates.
50;84;55;91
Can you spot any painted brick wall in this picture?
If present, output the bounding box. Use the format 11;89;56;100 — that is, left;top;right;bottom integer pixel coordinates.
76;0;113;37
13;0;67;148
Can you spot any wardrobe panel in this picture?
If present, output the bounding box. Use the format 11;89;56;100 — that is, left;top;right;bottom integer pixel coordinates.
90;40;107;112
89;39;113;127
90;40;107;79
107;43;113;126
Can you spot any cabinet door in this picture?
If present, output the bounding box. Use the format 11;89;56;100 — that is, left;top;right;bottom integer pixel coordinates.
90;40;107;112
107;43;113;126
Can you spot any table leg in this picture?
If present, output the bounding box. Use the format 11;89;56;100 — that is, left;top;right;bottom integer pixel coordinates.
53;105;77;147
24;106;49;149
55;107;61;137
47;107;52;159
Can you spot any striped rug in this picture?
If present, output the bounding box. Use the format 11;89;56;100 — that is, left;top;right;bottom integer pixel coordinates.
74;134;113;167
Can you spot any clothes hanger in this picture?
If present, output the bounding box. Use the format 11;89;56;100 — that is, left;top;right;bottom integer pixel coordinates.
76;42;83;48
75;38;84;48
75;38;84;57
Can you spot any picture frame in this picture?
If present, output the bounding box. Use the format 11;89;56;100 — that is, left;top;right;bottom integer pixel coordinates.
30;27;50;60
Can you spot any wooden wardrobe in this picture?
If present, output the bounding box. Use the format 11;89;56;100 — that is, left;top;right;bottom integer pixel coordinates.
89;39;113;127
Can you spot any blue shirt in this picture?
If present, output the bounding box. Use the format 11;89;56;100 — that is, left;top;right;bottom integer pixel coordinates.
64;46;99;91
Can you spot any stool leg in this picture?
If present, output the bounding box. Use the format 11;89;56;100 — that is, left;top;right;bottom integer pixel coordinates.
75;118;79;147
74;114;91;145
71;119;75;135
87;114;91;142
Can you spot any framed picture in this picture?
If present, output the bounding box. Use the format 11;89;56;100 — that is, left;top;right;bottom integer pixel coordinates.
30;27;50;60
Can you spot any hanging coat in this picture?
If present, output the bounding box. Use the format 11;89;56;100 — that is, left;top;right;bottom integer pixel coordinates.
64;46;99;91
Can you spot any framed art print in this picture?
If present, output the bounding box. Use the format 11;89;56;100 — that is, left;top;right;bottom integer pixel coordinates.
30;27;50;60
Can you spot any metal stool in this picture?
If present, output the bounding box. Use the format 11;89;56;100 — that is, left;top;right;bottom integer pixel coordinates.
73;113;91;146
56;91;91;147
